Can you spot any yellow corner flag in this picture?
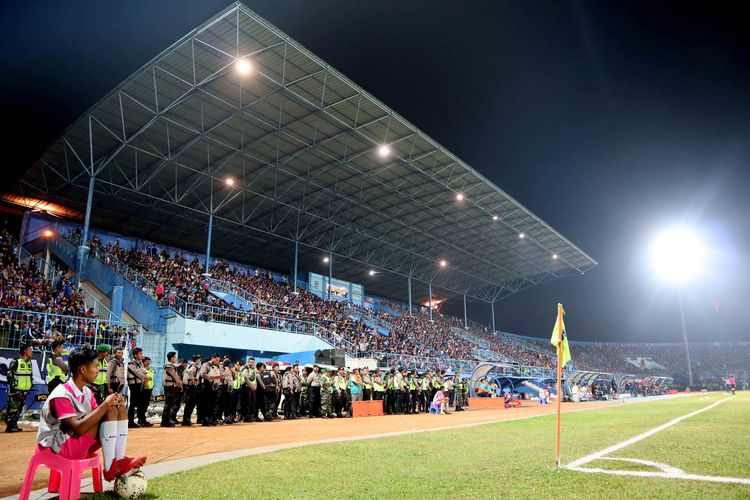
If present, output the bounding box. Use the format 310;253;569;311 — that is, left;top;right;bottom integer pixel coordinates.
550;303;572;366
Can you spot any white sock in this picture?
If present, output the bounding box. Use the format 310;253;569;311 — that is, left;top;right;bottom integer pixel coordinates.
115;420;128;460
100;421;118;471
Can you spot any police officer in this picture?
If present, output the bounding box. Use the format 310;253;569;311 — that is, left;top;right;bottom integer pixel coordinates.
46;340;69;394
319;368;334;418
270;364;282;418
333;367;348;417
127;348;150;428
384;368;396;415
394;367;408;414
281;365;301;419
5;344;32;432
409;369;420;414
361;367;372;401
181;355;201;426
299;366;310;417
141;357;154;425
259;362;276;421
306;365;321;418
198;354;222;426
372;369;385;401
90;344;110;405
161;351;183;427
240;358;258;422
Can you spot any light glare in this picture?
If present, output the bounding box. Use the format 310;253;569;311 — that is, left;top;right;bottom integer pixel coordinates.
369;270;375;276
456;193;464;201
323;257;329;263
492;215;498;221
378;145;390;157
439;260;447;267
519;233;525;239
652;228;704;283
225;177;235;186
236;59;252;75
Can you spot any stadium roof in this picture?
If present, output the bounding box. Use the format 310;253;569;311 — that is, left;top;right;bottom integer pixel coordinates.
14;2;597;303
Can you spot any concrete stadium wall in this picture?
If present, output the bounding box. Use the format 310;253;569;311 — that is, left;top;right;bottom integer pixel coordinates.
164;316;334;357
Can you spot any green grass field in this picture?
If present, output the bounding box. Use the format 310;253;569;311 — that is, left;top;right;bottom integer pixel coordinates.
103;393;750;499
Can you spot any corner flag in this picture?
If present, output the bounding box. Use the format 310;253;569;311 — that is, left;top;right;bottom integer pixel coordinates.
550;303;572;366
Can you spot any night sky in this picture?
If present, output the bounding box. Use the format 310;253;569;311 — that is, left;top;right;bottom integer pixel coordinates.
2;1;749;343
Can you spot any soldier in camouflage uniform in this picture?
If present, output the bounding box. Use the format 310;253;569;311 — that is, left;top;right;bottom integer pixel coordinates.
319;368;334;418
5;344;33;432
454;372;465;411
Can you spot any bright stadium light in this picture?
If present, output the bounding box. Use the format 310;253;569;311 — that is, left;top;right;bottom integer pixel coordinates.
369;270;375;276
236;59;252;75
552;254;558;260
43;229;54;238
651;227;704;283
651;226;705;388
492;215;499;221
519;232;525;239
323;256;329;263
439;259;447;267
225;177;235;187
456;193;464;201
378;145;390;157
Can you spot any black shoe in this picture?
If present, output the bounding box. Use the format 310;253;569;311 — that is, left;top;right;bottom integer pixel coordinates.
243;418;253;423
128;422;140;428
5;426;22;433
161;422;175;427
202;422;211;427
139;421;154;427
181;422;193;427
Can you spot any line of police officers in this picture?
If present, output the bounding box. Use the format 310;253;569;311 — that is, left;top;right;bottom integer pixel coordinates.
4;343;472;432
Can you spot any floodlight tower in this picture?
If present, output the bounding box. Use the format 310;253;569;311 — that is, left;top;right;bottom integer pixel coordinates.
651;228;705;387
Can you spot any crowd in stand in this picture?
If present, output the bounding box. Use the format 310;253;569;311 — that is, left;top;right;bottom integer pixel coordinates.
0;229;137;350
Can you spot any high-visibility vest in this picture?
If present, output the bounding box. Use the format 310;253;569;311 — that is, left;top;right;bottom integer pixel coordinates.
337;375;347;390
362;375;372;390
13;358;33;391
47;357;64;383
373;379;385;392
94;357;108;385
144;368;154;390
432;377;443;389
408;377;416;390
233;372;243;390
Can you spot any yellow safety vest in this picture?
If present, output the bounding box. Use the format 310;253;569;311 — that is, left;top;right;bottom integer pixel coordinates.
373;379;385;392
144;368;154;390
337;375;347;390
95;358;108;385
14;358;33;391
47;357;64;383
233;372;243;390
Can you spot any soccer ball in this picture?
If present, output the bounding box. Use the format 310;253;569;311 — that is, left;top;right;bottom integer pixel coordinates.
113;469;147;498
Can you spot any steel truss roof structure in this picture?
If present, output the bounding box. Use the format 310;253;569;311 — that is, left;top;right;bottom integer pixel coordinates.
16;2;596;304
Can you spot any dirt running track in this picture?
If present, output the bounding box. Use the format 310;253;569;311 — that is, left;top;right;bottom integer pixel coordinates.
0;401;615;497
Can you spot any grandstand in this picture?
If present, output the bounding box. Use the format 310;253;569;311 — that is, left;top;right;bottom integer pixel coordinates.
2;2;601;378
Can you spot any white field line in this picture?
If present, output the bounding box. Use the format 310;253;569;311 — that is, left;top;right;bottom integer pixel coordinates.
567;396;730;468
567;396;750;486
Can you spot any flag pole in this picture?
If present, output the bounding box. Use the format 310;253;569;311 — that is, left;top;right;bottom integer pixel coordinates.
555;303;563;469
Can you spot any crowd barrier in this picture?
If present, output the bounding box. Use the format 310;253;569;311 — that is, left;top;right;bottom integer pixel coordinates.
351;400;384;417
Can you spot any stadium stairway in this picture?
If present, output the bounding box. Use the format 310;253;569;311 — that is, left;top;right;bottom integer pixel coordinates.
24;234;167;332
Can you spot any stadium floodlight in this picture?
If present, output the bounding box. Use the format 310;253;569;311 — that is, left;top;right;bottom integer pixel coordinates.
369;270;375;276
552;254;558;260
492;215;499;221
323;256;329;263
235;59;252;75
651;227;704;283
378;145;390;157
225;177;235;187
439;259;447;267
519;233;525;239
43;229;54;238
456;193;464;201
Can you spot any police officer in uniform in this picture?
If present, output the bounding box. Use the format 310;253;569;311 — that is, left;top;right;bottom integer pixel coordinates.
106;346;126;399
161;351;183;427
333;367;348;417
259;362;276;421
270;364;282;418
46;340;69;394
361;367;372;401
5;344;32;432
281;365;301;419
141;357;155;425
90;344;110;405
198;353;222;426
372;369;385;401
241;358;258;422
181;355;201;426
127;348;151;428
409;369;420;414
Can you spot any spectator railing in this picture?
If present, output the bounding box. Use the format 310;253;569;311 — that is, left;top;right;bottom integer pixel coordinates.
0;307;142;352
208;279;280;314
367;351;477;373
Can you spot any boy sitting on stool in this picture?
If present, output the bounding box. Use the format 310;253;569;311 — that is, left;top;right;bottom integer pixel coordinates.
36;347;147;482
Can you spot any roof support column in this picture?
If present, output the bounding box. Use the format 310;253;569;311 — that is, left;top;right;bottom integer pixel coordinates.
429;280;433;321
204;212;214;276
328;249;333;301
490;301;496;333
407;275;412;317
463;293;468;328
75;174;95;288
293;239;299;293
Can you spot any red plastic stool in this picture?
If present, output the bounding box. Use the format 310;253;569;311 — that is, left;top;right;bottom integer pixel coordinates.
20;444;103;500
